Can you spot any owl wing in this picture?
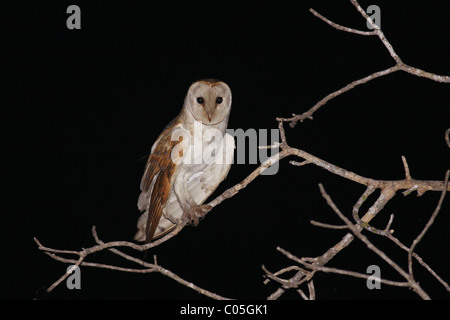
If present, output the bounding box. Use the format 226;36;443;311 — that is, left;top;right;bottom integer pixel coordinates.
139;120;189;243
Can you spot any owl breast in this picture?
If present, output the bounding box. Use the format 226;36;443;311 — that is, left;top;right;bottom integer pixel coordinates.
162;130;234;223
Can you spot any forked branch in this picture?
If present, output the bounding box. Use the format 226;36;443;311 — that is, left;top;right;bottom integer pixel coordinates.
280;3;450;128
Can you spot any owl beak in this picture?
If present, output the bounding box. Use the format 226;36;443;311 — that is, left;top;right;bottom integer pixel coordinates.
204;103;215;122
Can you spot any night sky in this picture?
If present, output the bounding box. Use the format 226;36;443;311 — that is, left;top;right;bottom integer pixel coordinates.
4;1;450;302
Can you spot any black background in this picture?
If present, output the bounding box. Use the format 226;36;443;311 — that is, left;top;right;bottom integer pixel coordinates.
3;0;450;301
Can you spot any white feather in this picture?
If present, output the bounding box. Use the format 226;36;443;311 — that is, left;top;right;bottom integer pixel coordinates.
134;133;234;241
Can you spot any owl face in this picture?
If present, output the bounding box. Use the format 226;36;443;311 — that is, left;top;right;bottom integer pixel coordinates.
186;79;232;125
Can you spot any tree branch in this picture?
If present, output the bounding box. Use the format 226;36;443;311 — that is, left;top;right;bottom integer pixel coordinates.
280;1;450;128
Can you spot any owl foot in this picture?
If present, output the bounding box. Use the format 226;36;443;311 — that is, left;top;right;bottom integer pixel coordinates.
183;204;212;226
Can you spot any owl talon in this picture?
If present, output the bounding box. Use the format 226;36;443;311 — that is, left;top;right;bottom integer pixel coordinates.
183;204;212;226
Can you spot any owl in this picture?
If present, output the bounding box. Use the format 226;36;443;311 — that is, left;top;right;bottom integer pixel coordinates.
135;79;235;243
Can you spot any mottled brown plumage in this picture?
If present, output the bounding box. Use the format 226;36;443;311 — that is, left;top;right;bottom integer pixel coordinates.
140;129;181;241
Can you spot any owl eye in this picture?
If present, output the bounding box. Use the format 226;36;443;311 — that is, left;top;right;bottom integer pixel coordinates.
216;97;223;104
196;97;204;104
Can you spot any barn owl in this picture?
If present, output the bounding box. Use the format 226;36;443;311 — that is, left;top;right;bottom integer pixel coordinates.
135;79;235;243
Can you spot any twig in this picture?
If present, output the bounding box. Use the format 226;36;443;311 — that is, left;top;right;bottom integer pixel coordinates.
309;8;377;36
290;160;310;167
401;156;412;181
278;66;400;127
408;171;449;279
310;220;348;230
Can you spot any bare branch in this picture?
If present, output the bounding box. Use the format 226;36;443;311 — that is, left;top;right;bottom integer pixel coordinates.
309;8;377;36
352;187;396;236
318;183;431;300
385;232;450;292
290;160;310;167
277;247;410;288
402;156;412;181
281;1;450;128
37;227;233;300
278;66;400;127
262;265;304;285
408;171;449;278
310;220;348;230
349;0;400;63
399;63;450;83
45;255;85;294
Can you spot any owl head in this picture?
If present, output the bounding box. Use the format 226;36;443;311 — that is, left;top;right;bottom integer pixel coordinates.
185;79;232;125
